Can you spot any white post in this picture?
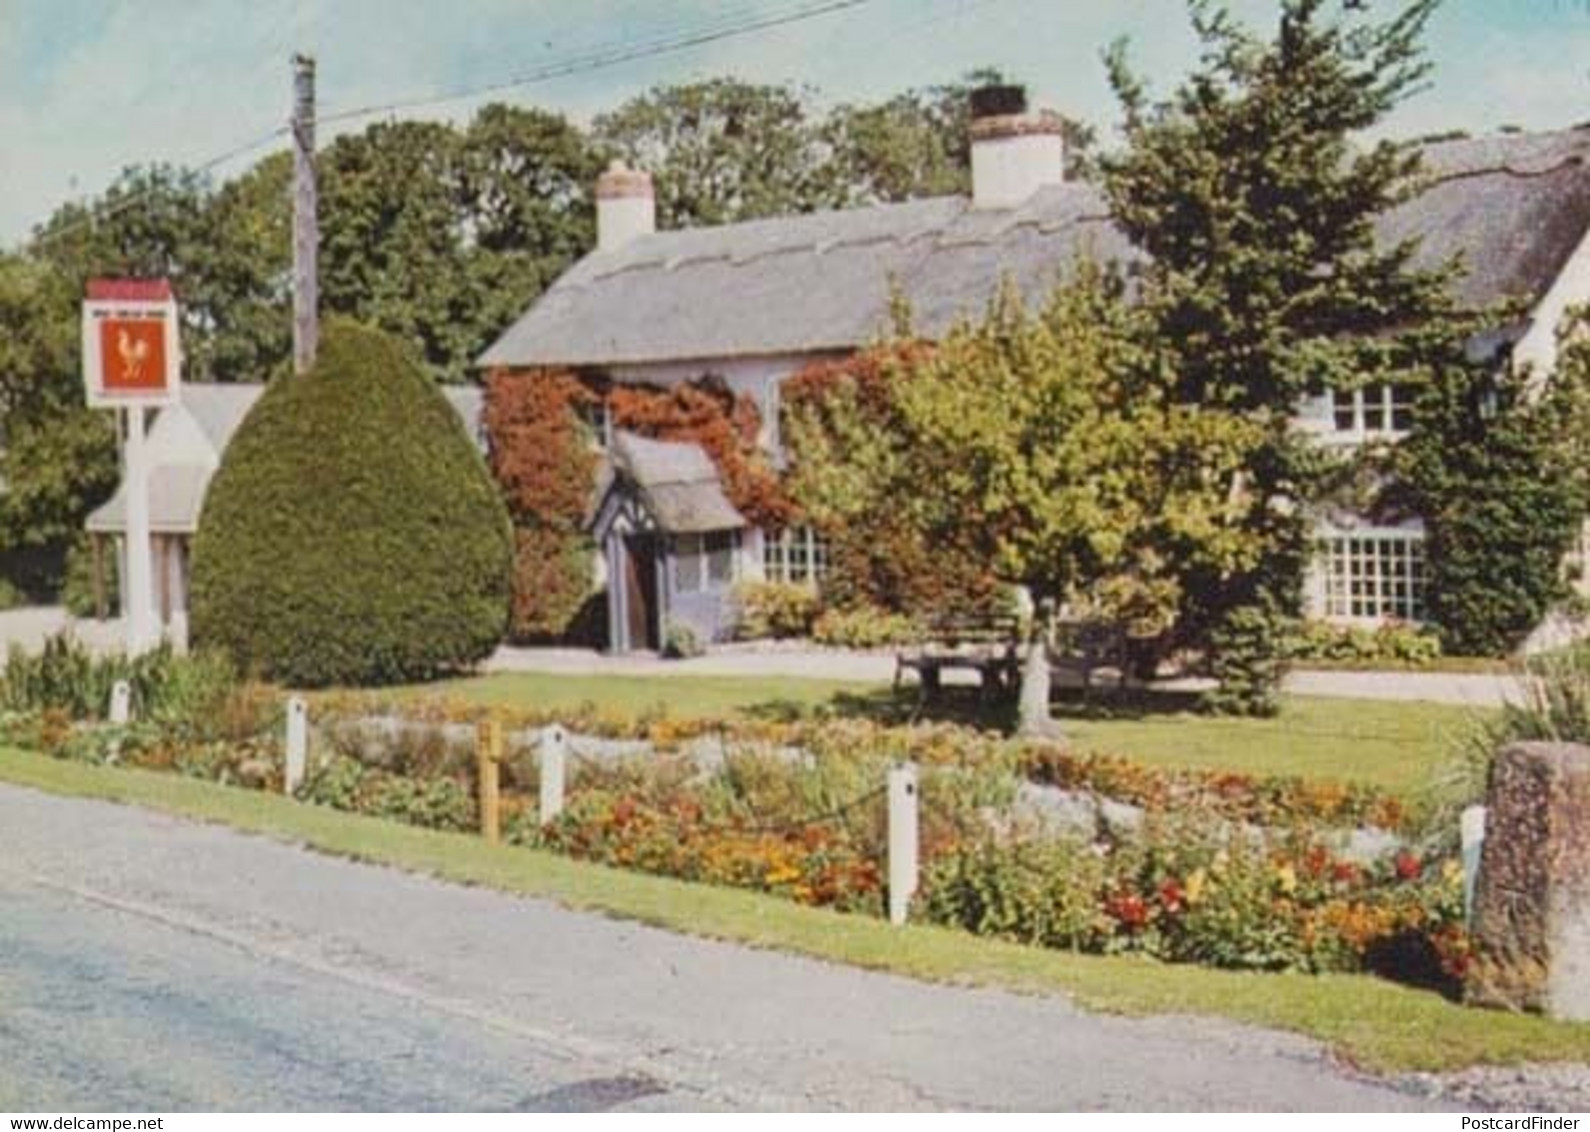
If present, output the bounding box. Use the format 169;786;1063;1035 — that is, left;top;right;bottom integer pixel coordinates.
108;680;131;725
123;406;158;653
888;762;920;926
1461;804;1487;925
285;697;308;795
539;724;567;824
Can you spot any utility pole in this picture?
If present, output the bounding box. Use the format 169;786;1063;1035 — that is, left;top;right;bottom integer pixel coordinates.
291;53;318;376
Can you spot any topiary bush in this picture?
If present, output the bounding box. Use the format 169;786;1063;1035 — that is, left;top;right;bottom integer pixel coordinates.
190;320;512;686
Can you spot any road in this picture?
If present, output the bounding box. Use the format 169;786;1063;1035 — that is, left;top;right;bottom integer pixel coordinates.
0;785;1448;1111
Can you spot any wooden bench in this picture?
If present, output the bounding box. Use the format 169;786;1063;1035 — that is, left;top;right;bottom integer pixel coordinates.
895;613;1023;707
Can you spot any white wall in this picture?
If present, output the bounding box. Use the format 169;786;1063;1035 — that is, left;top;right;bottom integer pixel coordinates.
1515;223;1590;383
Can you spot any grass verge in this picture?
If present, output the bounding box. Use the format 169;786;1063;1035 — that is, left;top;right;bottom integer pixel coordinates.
4;746;1586;1074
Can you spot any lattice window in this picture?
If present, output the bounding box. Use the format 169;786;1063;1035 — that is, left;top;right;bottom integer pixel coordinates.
1322;533;1427;622
762;527;829;585
1330;384;1415;436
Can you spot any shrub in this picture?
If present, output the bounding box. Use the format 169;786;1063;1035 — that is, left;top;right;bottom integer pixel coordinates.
1201;604;1290;716
61;533;115;618
191;321;513;686
663;620;704;659
0;633;246;732
811;605;921;649
1438;650;1590;825
733;581;819;640
0;577;23;612
508;526;595;641
298;752;475;830
1288;619;1443;667
920;837;1108;949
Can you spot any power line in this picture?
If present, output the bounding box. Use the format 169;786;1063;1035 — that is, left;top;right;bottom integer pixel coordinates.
24;0;876;253
28;125;289;252
317;0;876;126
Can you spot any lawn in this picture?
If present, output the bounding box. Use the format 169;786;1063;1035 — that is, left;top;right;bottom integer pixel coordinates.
403;671;1484;797
409;670;878;722
1061;695;1490;797
3;745;1585;1074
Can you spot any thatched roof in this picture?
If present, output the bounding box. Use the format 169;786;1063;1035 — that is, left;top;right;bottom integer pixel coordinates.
479;126;1590;370
606;431;744;534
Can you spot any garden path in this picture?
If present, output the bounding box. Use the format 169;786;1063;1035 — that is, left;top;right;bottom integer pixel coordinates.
0;607;1530;707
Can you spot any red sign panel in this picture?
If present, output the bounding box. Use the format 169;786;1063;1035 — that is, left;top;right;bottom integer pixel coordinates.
83;278;180;408
97;316;170;395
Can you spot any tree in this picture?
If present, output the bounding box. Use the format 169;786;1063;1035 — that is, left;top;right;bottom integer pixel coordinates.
0;254;118;591
786;269;1263;735
190;320;512;686
1101;0;1456;706
319;106;599;382
593;77;845;227
827;72;1095;203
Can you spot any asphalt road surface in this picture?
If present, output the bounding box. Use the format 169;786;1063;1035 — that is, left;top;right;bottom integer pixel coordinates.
0;784;1450;1111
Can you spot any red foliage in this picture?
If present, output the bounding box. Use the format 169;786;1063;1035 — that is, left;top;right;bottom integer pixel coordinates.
483;368;597;526
482;366;796;640
485;368;599;641
608;377;792;529
781;343;933;418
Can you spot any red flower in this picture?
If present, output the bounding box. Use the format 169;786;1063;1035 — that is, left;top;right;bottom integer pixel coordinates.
1106;890;1151;930
1330;861;1361;885
1393;849;1423;881
1157;878;1186;916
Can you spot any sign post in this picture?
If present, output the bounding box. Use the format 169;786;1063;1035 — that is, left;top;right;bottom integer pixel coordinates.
82;279;181;655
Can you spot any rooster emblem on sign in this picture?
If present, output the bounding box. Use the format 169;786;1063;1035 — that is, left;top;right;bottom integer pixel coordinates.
116;327;150;382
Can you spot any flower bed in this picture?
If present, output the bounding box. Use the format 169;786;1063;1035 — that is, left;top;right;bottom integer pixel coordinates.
1023;746;1414;834
0;639;1469;994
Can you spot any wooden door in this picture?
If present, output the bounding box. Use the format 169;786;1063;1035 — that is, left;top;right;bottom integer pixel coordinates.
623;534;660;651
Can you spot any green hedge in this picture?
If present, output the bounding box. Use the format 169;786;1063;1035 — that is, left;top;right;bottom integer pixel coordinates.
190;320;512;686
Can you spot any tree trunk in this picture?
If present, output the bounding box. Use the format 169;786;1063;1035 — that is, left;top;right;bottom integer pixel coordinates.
1017;634;1064;741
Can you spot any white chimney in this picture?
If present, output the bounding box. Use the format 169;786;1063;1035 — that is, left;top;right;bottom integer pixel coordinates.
595;161;656;251
969;86;1065;209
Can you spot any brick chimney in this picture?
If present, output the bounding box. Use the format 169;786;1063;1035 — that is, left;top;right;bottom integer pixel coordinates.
969;85;1065;209
595;161;656;252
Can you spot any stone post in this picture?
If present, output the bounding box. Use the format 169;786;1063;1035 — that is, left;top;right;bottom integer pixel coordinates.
1467;741;1590;1020
284;696;308;795
539;724;567;825
109;680;131;725
888;762;919;926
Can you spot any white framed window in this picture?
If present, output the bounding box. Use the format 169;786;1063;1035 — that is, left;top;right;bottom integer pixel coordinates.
1330;384;1415;437
763;526;829;585
1321;531;1427;622
675;531;738;593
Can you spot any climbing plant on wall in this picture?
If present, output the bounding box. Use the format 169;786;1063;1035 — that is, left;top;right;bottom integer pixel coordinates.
608;376;791;529
483;368;599;641
483;368;785;642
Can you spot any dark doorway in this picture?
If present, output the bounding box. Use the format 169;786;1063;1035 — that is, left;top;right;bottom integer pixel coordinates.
622;533;660;652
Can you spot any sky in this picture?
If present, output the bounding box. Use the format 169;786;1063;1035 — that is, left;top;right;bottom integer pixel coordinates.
1;0;1586;246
